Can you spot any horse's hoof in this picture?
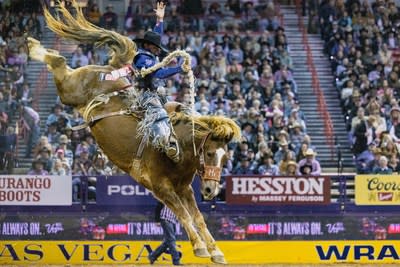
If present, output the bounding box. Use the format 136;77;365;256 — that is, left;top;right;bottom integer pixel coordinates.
211;254;227;264
193;248;211;258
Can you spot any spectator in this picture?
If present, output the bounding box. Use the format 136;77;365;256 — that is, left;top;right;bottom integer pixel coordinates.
70;110;84;128
355;141;376;174
257;154;279;175
279;150;297;175
283;160;297;176
73;146;92;175
352;115;377;156
36;147;53;172
32;136;53;158
388;154;400;173
71;46;89;68
46;104;70;131
56;134;74;167
53;146;71;170
19;104;40;158
232;155;254;175
87;153;112;175
296;148;321;175
19;82;33;106
0;126;16;172
274;139;296;166
50;158;67;175
45;122;61;147
372;155;393;174
86;3;102;26
289;121;306;153
100;4;118;30
379;133;398;160
27;159;49;175
388;106;400;144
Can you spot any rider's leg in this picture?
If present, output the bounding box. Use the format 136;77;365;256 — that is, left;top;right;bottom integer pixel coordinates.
138;92;181;163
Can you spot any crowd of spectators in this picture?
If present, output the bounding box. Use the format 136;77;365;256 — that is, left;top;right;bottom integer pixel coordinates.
0;1;43;172
67;0;323;177
316;0;400;174
1;0;327;178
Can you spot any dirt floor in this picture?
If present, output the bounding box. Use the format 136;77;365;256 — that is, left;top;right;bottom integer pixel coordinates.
5;265;400;267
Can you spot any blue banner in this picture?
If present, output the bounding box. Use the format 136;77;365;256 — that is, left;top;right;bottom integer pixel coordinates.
95;176;157;205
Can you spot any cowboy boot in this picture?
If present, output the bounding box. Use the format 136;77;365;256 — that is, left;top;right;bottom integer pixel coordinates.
165;136;180;163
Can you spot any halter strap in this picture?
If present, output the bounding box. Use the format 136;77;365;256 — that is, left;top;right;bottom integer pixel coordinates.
196;132;223;182
198;132;212;167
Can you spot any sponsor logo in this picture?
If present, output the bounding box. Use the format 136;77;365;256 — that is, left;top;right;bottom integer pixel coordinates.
266;222;323;236
378;192;393;202
388;224;400;234
45;223;64;234
325;222;345;234
316;245;400;261
367;177;400;191
0;175;71;205
107;185;152;196
0;222;42;236
226;176;330;205
106;224;129;235
246;224;269;234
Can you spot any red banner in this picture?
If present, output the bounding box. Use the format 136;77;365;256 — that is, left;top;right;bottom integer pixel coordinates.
225;176;331;205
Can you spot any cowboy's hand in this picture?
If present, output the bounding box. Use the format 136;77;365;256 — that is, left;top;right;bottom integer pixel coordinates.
155;1;166;21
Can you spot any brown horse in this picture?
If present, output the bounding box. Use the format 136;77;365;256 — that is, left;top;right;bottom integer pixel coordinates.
27;1;240;264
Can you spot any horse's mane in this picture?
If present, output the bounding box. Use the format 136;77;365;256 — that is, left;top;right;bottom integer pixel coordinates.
44;0;136;68
171;113;241;143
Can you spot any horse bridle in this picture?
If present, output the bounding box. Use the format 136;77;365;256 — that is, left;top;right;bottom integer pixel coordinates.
196;132;222;182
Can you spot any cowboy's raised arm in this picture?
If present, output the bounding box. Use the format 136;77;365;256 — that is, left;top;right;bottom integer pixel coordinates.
154;1;165;35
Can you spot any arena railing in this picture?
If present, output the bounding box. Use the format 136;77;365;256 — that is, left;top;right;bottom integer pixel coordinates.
294;0;335;160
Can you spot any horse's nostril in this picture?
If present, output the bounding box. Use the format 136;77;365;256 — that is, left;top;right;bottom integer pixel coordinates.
205;187;212;194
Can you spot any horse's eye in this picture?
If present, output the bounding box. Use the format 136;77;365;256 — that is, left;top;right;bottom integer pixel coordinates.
207;152;214;158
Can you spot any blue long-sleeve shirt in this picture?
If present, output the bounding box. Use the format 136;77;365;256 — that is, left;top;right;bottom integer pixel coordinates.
133;21;182;79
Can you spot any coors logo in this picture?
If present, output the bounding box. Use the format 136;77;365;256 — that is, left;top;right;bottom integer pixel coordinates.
226;176;331;205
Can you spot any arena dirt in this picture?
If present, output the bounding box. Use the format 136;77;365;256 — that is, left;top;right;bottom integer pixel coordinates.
5;265;400;267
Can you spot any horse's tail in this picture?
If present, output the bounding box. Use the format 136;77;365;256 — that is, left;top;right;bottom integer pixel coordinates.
44;0;136;68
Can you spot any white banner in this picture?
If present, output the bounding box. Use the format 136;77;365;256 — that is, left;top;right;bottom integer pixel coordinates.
0;175;72;206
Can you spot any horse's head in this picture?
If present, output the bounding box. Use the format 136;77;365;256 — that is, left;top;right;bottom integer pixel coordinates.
193;115;241;200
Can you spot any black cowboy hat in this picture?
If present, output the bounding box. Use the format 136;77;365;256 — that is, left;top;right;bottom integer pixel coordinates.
134;31;168;52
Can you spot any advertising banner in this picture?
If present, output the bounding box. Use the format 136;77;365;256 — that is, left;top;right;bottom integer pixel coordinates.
355;174;400;205
2;214;399;241
95;175;156;205
0;175;72;206
225;175;331;205
2;240;400;265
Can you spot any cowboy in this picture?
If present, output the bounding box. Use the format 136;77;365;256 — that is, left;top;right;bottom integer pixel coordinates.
133;1;186;163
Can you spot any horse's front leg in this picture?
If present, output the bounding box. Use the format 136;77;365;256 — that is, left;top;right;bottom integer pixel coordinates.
180;185;227;264
152;182;210;259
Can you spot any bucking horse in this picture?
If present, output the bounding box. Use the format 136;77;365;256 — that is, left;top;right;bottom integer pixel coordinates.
27;0;241;264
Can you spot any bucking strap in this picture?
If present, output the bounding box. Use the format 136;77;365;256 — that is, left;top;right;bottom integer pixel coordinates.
99;65;135;81
71;110;129;131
